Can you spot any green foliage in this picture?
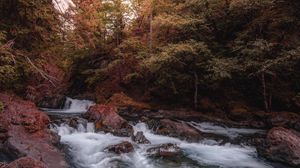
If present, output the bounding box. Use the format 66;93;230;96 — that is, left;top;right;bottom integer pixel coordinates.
117;37;148;56
84;59;122;87
0;0;62;51
0;0;63;91
0;39;22;89
143;41;212;94
208;57;238;81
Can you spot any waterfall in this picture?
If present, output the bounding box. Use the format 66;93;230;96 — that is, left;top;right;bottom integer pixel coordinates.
42;97;95;114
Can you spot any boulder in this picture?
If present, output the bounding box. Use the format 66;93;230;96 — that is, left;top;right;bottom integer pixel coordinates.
147;143;181;157
257;127;300;167
37;95;66;109
83;105;133;137
4;157;47;168
106;141;134;154
132;131;150;144
154;119;202;142
0;93;68;168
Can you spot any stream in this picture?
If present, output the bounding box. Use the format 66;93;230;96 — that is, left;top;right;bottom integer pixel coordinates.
43;98;284;168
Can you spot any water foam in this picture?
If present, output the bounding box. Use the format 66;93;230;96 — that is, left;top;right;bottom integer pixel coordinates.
52;122;272;168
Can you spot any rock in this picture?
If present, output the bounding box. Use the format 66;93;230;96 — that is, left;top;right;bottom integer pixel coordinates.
257;127;300;167
250;121;266;128
154;119;202;142
67;118;79;128
37;95;66;109
83;104;133;137
0;93;68;168
107;92;151;110
5;157;47;168
147;143;181;157
267;112;300;129
106;141;134;154
0;162;8;168
132;131;150;144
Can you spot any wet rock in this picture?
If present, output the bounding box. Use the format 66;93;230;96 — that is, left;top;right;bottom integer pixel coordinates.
106;141;134;154
132;131;150;144
83;104;133;137
154;119;202;142
67;118;79;128
250;121;267;129
257;127;300;167
38;95;66;109
0;93;68;168
147;143;181;157
4;157;47;168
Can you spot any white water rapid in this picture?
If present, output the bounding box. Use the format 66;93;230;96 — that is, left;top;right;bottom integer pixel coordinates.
45;98;274;168
51;122;272;168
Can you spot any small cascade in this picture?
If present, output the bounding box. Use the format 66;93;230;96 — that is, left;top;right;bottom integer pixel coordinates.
42;97;95;114
62;97;95;113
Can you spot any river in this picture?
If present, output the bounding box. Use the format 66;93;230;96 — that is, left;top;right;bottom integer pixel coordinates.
43;98;286;168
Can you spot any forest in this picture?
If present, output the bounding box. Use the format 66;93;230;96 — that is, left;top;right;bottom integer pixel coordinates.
0;0;300;168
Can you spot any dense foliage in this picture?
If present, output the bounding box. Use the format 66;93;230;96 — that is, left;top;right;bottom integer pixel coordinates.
1;0;300;111
0;0;63;90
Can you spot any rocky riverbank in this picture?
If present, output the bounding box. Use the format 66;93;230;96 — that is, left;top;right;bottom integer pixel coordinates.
0;93;68;168
1;92;300;168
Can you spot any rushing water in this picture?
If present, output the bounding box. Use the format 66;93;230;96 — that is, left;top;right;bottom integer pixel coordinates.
188;122;266;140
42;97;95;114
45;98;274;168
51;122;271;168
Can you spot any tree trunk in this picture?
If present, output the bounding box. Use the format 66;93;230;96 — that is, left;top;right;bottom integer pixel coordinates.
261;73;269;112
149;7;153;52
194;71;199;110
269;76;273;112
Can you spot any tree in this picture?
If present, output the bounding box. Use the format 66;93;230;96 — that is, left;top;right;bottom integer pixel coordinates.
143;41;212;108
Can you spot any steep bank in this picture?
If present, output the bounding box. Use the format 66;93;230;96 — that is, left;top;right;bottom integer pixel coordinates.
0;93;68;168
